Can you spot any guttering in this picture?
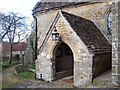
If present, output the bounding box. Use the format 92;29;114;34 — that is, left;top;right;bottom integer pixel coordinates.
92;20;112;45
32;14;38;60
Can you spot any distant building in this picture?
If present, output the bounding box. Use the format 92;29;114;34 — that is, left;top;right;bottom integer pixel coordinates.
2;42;28;59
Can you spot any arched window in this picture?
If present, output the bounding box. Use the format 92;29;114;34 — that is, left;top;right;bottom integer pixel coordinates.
108;10;112;35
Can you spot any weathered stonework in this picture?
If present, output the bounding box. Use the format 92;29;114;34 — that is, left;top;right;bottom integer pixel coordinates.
112;1;120;86
35;12;111;87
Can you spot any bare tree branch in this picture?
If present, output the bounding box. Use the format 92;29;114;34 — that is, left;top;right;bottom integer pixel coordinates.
0;11;32;64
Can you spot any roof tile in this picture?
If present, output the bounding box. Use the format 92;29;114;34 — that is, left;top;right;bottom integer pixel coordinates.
61;11;111;54
2;42;28;51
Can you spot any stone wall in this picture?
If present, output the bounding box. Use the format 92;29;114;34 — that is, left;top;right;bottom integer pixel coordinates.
93;53;112;78
2;51;9;58
112;1;120;86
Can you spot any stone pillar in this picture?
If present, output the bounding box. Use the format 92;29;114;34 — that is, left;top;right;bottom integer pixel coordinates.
112;1;120;86
74;53;93;87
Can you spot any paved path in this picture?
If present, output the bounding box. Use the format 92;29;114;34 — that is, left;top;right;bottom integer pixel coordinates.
94;70;112;81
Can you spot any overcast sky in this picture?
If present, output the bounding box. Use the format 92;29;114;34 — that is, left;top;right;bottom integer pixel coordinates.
0;0;40;20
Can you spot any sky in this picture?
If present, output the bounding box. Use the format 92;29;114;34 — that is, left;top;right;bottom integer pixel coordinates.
0;0;40;42
0;0;40;20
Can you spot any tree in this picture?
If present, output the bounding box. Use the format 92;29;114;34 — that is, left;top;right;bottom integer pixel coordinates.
0;12;31;64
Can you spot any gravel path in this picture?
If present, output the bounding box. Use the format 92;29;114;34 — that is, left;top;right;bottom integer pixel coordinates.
8;78;119;88
8;79;73;88
2;65;119;88
2;64;30;88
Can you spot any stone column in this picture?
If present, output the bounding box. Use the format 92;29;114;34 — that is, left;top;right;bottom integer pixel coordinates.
112;1;120;86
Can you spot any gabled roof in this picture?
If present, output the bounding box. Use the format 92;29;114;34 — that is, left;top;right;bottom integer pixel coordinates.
2;42;28;51
32;1;88;14
12;42;28;51
61;11;111;54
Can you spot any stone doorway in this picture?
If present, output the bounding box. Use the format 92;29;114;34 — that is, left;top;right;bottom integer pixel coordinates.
53;42;74;81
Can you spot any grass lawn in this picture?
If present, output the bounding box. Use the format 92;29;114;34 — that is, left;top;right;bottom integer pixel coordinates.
2;61;18;67
15;72;35;79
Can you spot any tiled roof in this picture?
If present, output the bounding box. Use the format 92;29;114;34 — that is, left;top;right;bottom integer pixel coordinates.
12;42;28;51
2;42;28;51
61;11;111;54
32;2;88;14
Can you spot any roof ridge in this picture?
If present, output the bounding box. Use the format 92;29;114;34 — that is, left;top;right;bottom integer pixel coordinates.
32;2;88;14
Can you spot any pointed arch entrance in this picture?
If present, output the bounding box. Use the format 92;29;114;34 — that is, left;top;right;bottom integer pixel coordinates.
53;42;74;80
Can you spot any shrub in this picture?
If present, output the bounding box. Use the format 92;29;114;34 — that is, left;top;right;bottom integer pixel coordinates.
29;65;36;69
16;72;35;79
13;54;20;61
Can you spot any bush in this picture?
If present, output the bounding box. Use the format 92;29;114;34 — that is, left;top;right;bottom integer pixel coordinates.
29;65;36;69
2;61;18;67
13;54;20;61
16;72;35;79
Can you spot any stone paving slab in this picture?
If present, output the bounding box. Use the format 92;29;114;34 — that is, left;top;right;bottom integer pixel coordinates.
94;70;112;81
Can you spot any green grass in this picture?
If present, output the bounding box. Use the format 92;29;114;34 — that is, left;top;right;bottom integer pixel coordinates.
16;72;35;79
2;61;18;67
29;65;36;69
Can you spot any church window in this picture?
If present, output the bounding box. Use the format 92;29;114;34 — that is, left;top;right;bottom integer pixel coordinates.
108;10;112;35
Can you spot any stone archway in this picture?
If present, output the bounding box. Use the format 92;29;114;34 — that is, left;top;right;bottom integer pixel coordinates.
53;42;74;80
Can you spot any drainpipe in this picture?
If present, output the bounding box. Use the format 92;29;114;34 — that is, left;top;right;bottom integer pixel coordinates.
32;14;38;80
32;14;38;61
